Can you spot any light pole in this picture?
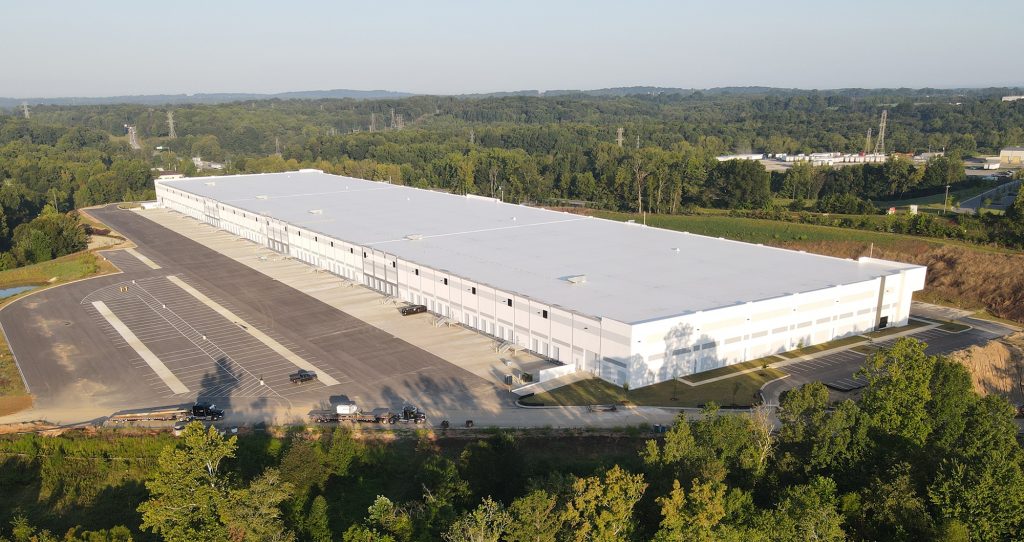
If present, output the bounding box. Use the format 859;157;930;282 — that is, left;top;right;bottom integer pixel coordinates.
943;184;950;215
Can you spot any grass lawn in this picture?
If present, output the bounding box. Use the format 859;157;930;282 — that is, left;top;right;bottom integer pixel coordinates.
863;318;931;338
0;251;119;409
777;335;867;359
876;183;998;209
938;321;972;332
529;368;785;408
0;251;115;289
589;210;1015;255
683;356;781;383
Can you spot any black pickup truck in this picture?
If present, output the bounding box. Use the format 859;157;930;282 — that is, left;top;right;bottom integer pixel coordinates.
399;304;427;316
289;369;318;384
191;402;225;421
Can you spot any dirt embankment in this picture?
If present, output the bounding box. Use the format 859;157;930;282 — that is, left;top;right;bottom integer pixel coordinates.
783;240;1024;324
945;332;1024;405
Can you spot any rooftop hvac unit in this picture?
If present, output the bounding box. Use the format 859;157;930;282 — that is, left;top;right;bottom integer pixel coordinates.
256;195;269;200
309;209;323;215
566;275;587;285
405;234;424;240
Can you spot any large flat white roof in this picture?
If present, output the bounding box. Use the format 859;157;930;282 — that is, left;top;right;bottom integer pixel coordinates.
159;171;921;324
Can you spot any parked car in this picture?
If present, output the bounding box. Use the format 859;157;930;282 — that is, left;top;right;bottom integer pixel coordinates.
289;369;318;384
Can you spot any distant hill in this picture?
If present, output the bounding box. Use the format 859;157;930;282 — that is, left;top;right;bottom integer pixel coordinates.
4;86;1023;108
0;89;414;107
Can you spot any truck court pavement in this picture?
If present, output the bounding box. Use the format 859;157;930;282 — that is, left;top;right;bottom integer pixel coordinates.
0;205;515;425
761;319;1019;406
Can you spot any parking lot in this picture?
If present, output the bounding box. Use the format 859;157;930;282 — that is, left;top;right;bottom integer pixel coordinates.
0;205;510;425
762;323;1017;405
81;274;344;402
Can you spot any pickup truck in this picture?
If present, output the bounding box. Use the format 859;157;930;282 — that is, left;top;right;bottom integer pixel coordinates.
399;304;427;316
289;369;318;384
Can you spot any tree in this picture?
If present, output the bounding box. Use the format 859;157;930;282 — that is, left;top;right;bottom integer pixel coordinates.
883;155;915;196
859;337;937;449
278;437;329;497
341;496;411;542
305;495;331;542
924;359;976;459
928;395;1024;541
504;489;562;542
652;478;726;542
327;425;365;477
459;432;524;503
418;455;472;536
770;476;846;542
365;496;413;542
137;422;236;542
562;466;647;542
221;468;295;542
848;463;934;542
707;159;770;209
442;498;510;542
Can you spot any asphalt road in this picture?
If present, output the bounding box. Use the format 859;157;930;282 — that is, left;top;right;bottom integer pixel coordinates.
761;319;1017;405
0;205;508;423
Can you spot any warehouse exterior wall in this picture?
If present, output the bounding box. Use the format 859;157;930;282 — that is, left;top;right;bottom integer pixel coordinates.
156;179;925;391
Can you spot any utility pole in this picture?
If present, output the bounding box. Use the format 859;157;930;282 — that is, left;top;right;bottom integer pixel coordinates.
616;127;624;147
166;110;176;139
636;134;640;150
943;184;951;215
274;137;281;156
873;110;888;155
863;127;872;155
469;129;475;145
370;112;377;132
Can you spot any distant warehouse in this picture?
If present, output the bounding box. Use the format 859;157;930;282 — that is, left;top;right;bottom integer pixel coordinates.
155;170;926;389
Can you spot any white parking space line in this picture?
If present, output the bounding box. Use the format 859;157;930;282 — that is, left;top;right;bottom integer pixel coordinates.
124;248;161;269
165;275;340;386
92;300;189;394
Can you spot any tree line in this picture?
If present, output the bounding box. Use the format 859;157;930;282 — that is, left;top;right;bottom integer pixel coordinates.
0;118;154;270
2;337;1023;542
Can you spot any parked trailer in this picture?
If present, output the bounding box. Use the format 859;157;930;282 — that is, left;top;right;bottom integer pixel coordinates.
308;403;427;424
108;402;224;424
108;407;190;423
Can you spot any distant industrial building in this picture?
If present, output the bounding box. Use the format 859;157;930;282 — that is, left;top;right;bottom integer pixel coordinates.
156;171;926;389
716;153;764;162
1002;96;1024;102
1000;147;1024;166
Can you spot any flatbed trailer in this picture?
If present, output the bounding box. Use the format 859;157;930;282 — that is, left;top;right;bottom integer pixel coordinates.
308;404;427;425
308;409;382;424
108;407;190;423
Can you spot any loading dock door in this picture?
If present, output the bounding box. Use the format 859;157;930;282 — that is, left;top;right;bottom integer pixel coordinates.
266;219;289;254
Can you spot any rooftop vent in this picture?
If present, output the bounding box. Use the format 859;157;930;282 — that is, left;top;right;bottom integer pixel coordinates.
256;195;269;200
204;181;216;186
309;209;323;215
405;234;424;241
566;275;587;285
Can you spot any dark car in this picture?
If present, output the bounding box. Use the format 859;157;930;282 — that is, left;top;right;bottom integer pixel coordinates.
289;369;318;384
399;304;427;316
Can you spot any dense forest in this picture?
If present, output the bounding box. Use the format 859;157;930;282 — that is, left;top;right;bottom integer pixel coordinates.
2;89;1024;270
2;338;1023;542
0;120;154;269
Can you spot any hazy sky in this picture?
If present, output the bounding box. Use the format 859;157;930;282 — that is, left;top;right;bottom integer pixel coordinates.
4;0;1019;97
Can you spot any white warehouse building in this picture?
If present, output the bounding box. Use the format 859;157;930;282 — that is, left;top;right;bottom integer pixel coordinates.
155;170;926;389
